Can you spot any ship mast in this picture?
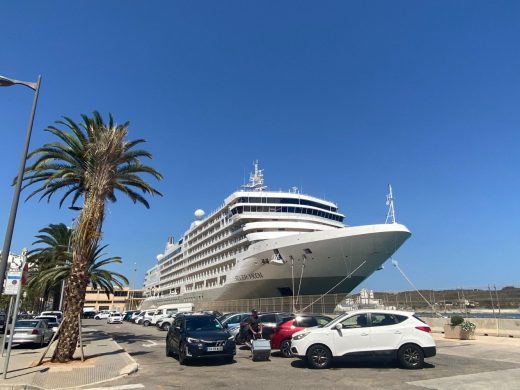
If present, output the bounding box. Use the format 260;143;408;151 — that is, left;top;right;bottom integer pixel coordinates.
385;184;396;224
241;160;267;191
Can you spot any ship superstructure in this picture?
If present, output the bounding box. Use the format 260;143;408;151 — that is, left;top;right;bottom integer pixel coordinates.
142;162;410;308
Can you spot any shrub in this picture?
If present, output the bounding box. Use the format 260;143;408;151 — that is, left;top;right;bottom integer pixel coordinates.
461;320;476;332
450;315;464;326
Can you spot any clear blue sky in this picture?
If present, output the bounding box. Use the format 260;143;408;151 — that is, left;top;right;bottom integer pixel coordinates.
1;1;519;292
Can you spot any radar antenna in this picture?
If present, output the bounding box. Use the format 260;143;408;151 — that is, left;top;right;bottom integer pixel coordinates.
241;160;267;191
385;184;396;224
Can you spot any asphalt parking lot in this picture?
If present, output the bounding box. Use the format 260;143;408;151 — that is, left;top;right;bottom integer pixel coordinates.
83;319;520;390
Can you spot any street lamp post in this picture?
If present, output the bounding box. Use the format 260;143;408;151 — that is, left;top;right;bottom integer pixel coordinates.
0;74;42;292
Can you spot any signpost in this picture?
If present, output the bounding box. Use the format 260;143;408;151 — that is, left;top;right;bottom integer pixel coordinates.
2;248;27;379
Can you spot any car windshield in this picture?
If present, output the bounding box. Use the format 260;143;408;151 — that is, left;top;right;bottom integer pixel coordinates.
110;314;120;317
186;316;223;331
317;317;332;327
15;320;39;328
36;316;56;321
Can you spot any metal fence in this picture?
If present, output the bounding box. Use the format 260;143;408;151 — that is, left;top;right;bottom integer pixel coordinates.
195;294;346;314
189;285;520;316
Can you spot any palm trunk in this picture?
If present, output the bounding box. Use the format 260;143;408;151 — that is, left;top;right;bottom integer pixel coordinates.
52;191;105;362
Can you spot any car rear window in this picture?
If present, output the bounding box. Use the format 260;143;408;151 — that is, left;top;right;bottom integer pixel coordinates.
260;314;276;323
294;317;318;327
15;320;39;328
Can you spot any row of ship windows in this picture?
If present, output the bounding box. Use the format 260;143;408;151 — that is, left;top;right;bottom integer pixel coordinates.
187;214;233;242
162;247;243;281
162;263;234;289
230;205;344;222
235;197;338;212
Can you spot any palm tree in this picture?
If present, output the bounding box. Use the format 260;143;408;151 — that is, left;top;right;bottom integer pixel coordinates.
27;223;71;310
22;112;162;362
27;223;129;308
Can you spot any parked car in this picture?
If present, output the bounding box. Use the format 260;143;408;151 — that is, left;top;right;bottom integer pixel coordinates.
0;313;6;333
156;314;176;331
150;303;194;326
40;311;63;323
34;315;60;332
130;311;142;321
83;310;97;319
123;310;139;321
107;313;123;324
165;313;235;365
271;314;332;357
236;312;293;344
290;310;436;369
5;319;54;348
94;310;111;320
220;312;250;342
138;310;156;326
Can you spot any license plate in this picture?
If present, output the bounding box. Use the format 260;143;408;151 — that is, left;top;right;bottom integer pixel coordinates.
207;346;224;352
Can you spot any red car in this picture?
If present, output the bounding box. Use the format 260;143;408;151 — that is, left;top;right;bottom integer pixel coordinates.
271;314;332;357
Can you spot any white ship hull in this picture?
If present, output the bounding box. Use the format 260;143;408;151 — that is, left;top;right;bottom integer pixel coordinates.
143;223;410;307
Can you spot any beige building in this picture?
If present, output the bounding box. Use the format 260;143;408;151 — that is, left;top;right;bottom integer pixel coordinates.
84;287;144;312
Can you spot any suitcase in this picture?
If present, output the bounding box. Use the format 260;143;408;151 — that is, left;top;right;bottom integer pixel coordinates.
251;338;271;361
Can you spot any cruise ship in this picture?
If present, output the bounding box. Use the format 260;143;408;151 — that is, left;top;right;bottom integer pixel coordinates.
141;162;411;308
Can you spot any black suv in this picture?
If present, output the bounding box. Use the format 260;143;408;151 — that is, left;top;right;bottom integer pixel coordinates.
166;313;236;365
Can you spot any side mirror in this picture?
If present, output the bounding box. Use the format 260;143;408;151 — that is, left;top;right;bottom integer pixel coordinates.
335;323;342;331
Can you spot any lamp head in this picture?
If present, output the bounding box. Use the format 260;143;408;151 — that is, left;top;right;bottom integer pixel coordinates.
0;75;37;90
0;76;16;87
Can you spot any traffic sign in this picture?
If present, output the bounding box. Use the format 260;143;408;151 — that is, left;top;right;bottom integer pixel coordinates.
4;271;22;295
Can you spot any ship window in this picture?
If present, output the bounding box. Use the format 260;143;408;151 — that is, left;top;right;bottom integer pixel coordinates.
282;207;288;212
288;207;295;213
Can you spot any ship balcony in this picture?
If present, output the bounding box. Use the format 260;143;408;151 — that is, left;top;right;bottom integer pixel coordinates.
187;236;248;266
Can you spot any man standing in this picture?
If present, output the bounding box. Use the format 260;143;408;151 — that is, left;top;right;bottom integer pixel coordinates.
247;309;263;341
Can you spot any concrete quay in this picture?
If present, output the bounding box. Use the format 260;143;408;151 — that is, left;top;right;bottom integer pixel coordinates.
0;326;138;390
423;316;520;338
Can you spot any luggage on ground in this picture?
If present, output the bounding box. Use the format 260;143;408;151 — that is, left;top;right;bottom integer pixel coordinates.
251;338;271;361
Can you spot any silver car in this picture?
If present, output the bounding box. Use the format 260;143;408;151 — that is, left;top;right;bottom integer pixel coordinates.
5;319;54;348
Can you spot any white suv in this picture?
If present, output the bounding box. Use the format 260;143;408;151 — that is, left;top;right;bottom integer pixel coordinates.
290;310;436;369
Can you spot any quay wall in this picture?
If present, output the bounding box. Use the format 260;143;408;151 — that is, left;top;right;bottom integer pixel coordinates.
422;316;520;338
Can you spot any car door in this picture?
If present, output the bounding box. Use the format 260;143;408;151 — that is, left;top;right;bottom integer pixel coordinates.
171;317;183;352
368;313;404;353
332;313;371;356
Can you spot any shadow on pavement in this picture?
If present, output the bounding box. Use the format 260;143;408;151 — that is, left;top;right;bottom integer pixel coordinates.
291;357;436;370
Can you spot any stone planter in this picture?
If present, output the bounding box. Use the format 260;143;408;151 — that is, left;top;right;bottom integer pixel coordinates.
460;329;476;340
443;324;462;339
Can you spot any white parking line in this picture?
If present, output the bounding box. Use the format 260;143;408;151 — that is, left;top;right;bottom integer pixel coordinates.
86;384;144;390
142;340;158;347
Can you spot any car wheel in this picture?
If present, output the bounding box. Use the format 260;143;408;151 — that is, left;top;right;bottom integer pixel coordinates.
398;344;424;369
178;342;188;365
235;333;244;345
95;316;100;320
162;323;170;331
306;344;332;369
280;339;292;358
166;340;173;357
143;320;150;327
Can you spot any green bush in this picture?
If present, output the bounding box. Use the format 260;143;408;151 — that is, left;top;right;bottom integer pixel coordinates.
461;320;476;332
450;315;464;326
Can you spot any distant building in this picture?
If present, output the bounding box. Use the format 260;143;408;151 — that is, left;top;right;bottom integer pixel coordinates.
84;287;144;312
